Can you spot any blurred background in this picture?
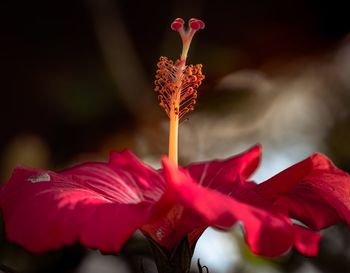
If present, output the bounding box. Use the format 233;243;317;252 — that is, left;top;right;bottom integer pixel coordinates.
1;0;350;272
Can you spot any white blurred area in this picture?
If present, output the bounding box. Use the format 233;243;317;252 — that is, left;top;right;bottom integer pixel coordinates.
192;228;241;273
77;251;131;273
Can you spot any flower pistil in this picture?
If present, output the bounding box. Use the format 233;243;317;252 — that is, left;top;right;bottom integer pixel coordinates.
154;18;205;165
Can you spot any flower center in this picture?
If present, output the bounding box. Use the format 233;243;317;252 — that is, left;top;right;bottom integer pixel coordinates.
154;18;205;165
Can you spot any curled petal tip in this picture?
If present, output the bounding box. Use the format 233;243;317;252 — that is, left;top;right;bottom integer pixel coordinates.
251;143;263;155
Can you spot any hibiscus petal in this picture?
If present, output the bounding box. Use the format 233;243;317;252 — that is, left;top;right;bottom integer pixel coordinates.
292;225;320;256
141;146;262;252
256;153;350;230
186;145;261;192
161;157;297;258
63;150;166;203
0;151;164;253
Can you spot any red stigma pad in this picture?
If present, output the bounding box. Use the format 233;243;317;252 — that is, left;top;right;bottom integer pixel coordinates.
171;18;184;30
189;18;205;30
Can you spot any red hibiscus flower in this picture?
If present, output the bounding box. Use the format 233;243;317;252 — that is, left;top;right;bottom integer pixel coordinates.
1;17;350;273
1;144;348;261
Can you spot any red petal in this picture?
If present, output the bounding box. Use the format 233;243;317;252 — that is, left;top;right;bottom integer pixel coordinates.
256;153;350;230
186;145;261;193
141;145;262;251
255;155;315;201
0;151;164;253
161;157;297;257
292;225;320;256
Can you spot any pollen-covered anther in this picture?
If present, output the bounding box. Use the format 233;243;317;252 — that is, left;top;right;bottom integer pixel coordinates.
178;63;204;118
154;56;204;119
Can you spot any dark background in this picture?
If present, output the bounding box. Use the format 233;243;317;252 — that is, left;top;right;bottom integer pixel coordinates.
1;1;350;272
